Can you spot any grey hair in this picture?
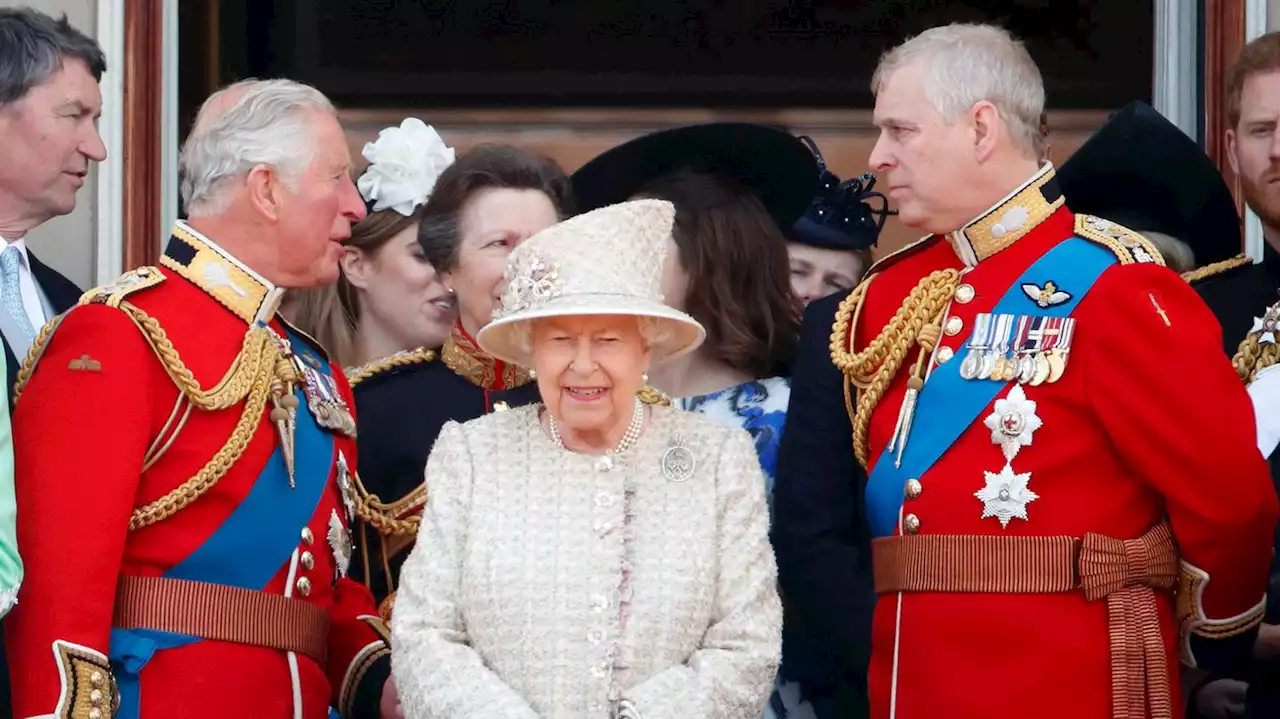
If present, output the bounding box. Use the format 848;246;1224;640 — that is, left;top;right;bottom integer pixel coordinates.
1141;230;1195;274
872;23;1045;159
0;7;105;107
510;315;676;362
180;78;335;217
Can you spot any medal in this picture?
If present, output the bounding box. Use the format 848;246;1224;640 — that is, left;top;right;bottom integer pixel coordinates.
960;313;991;381
1013;316;1036;384
299;361;358;437
1045;318;1076;384
986;314;1014;381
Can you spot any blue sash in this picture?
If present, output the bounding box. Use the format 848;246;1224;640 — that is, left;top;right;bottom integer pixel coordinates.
111;327;337;717
865;236;1116;538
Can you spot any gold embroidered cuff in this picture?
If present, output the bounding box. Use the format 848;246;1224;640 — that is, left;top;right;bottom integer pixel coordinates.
339;639;391;719
52;640;119;719
1176;561;1267;667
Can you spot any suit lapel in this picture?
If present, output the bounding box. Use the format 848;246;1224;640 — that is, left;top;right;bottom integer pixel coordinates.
26;251;82;314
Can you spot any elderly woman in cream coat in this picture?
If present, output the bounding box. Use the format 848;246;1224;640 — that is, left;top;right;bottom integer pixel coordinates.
390;199;782;718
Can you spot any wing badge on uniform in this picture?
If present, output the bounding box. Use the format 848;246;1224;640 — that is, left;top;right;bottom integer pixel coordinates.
1021;281;1071;308
67;354;102;372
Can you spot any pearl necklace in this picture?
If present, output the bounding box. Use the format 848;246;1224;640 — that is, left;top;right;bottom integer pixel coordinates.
549;397;645;458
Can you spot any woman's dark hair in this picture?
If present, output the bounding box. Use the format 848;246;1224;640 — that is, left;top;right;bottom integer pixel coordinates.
637;168;799;378
418;145;574;272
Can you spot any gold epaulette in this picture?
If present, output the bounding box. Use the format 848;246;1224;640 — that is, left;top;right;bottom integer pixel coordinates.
1232;298;1280;383
78;265;166;308
1181;254;1254;285
1074;214;1166;266
14;267;168;401
346;347;437;388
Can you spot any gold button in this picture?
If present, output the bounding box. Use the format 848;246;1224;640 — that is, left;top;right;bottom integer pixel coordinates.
89;709;103;719
91;671;104;687
300;551;315;570
955;284;975;304
301;527;314;545
493;401;510;412
295;576;312;597
936;346;954;364
903;514;921;534
90;689;104;704
904;479;922;500
944;316;964;336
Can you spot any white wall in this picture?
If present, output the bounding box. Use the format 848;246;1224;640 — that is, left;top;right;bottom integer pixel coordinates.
1;0;100;289
1272;0;1280;30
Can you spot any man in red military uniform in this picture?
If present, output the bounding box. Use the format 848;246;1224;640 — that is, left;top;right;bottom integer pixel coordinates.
5;79;397;718
775;23;1277;719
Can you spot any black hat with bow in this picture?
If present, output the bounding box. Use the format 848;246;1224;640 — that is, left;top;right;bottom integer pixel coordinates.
789;136;893;252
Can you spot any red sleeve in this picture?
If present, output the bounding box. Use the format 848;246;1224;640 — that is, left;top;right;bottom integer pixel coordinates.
1085;265;1278;671
325;365;391;719
5;306;155;717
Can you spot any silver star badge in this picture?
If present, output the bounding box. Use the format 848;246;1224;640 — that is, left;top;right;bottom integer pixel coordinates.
975;463;1039;529
336;451;356;523
1251;302;1280;344
327;509;352;579
983;385;1043;461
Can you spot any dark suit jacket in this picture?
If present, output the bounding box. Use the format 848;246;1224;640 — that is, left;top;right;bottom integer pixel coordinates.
0;251;80;719
1;252;82;406
772;291;875;719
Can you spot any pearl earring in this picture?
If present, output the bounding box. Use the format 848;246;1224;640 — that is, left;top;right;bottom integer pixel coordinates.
642;372;649;384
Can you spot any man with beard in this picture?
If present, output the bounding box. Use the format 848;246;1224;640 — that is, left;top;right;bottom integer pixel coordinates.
1194;31;1280;719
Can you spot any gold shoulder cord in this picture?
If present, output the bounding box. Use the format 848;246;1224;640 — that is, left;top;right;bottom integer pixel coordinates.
1234;317;1280;384
346;347;437;388
829;269;961;466
18;269;300;530
1181;254;1252;284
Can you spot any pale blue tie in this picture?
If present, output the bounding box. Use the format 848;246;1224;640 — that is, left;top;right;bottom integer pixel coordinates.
0;246;36;343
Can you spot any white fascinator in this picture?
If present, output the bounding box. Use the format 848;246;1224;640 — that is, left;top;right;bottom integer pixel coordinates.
356;118;456;216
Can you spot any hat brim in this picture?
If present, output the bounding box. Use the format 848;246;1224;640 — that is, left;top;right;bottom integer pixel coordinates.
570;123;818;227
475;295;707;368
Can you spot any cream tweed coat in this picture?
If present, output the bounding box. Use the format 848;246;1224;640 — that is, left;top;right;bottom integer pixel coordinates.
391;404;782;718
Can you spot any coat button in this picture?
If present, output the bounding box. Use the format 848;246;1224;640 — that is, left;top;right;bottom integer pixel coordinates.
904;479;923;500
300;551;315;570
944;316;964;336
301;527;314;545
295;576;312;597
903;514;921;534
955;284;975;304
936;346;954;364
493;401;510;412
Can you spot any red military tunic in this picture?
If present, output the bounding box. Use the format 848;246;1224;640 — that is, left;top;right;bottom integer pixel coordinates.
834;166;1277;719
6;223;390;719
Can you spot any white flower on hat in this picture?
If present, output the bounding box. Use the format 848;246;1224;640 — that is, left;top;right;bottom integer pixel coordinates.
356;118;456;216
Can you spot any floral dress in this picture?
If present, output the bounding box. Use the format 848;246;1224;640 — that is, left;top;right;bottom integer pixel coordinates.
675;377;816;719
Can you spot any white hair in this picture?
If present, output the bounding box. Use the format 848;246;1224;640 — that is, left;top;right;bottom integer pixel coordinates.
511;315;676;361
179;78;335;217
873;23;1045;159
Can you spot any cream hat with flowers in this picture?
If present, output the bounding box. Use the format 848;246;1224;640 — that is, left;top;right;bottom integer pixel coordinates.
475;199;705;367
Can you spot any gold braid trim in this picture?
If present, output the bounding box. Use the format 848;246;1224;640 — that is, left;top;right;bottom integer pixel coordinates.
13;311;67;403
346;347;437;387
126;307;289;530
353;470;426;539
1232;301;1280;383
829;269;961;466
1181;254;1253;284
